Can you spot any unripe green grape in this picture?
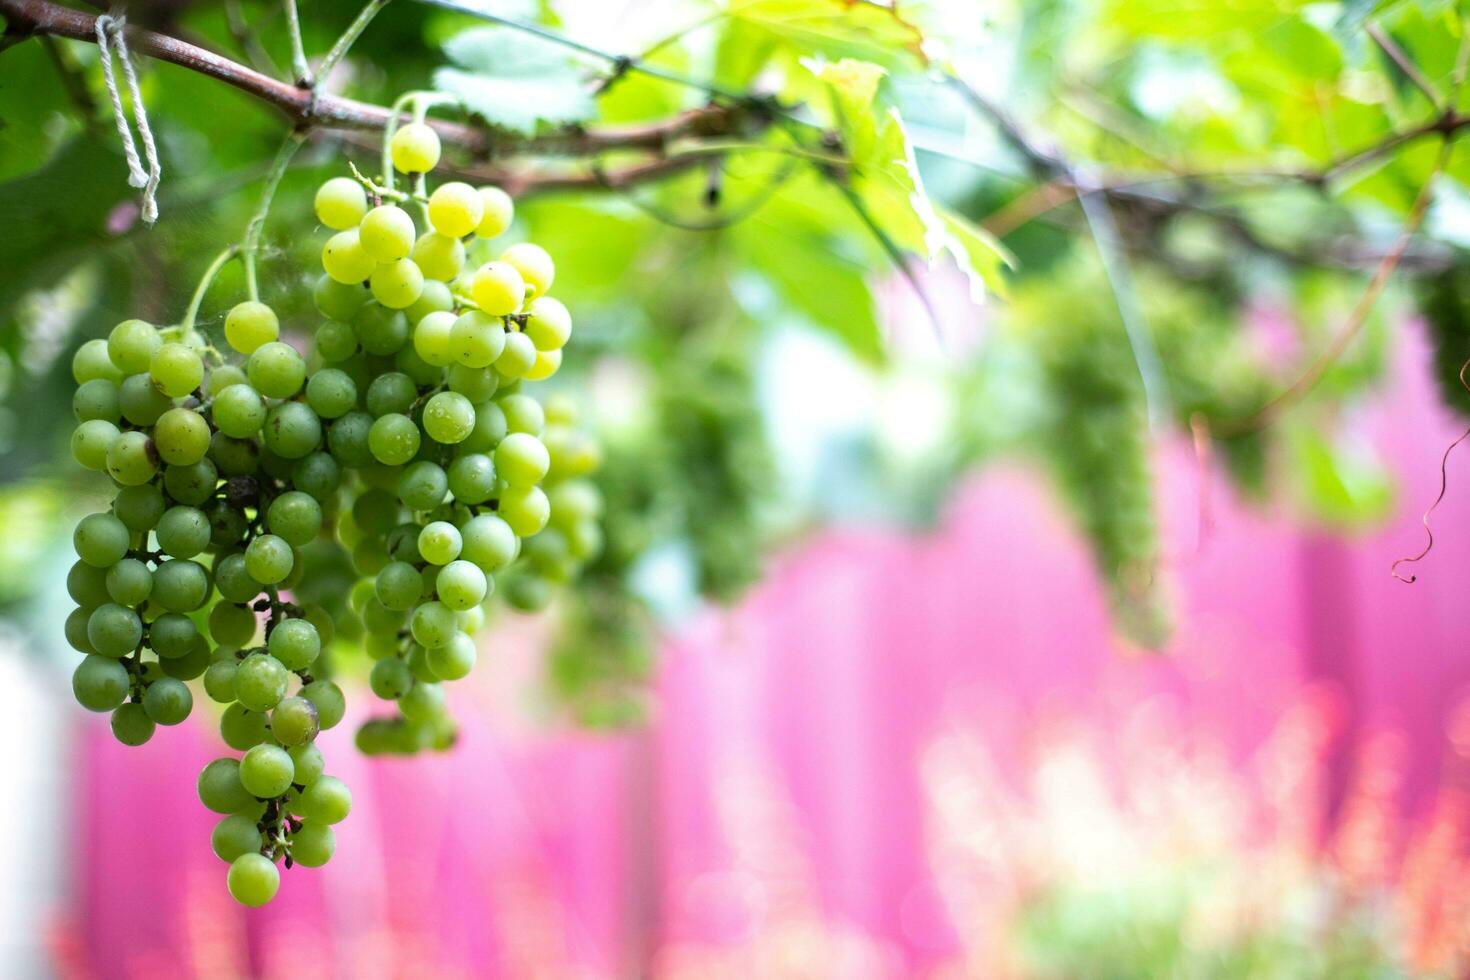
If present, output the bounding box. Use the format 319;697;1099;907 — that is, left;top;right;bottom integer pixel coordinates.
239;743;294;797
494;432;549;486
418;521;462;565
410;600;458;648
266;491;322;547
313;320;357;363
315;274;369;322
398;460;448;511
245;534;294;585
65;607;96;654
412;310;456;366
111;702;156;746
213;383;266;437
199;757;256;813
524;348;562;380
523;296;572;351
266;617;320;671
449;310;506;368
304;368;356;420
322;228;376;284
353;487;400;534
460;513;518;571
448;365;499;404
208;598;256;645
74;512;130;567
315;176;368;229
263;402;322;459
494;331;537;381
359;204;416;261
103;429;158;486
458;602;486;632
436;559;487;610
426;632;476;680
207;431;255;477
327;410;374;467
499;485;550;536
399;679;446;723
211;813;262;863
153;407;210;466
104;558;151;607
163;459;216;508
423;391;475;444
108;319;161;374
371;257;425;309
475;185;514;238
214;553;259;603
288;743;325;786
369;657;412;700
159;635;212;681
150;342;203;397
143;676;193;725
500;242;554;298
150;612;200;659
220;702;272;750
368;413;420;465
228;853;280;907
390;122;440;174
202;659;238;703
293;452;341;501
118;372;173;426
87;603;142;657
74;378;121;422
365;371;416;417
406;280;453;325
447;453;496;504
234;652;288;712
505;572;552;611
375;560;423;611
208;364;248;394
427;181;483;237
246;341;306;398
74;338;123;384
470;261;524;315
68;561;112;607
459;402;509;455
151;558;209;612
354;303;411;356
72;656;130;712
71;419;119;470
498;393;544;435
223;302;279;355
112;484;165;532
299;679;345;730
411;231;465;281
290;823;335;867
156;506;210;558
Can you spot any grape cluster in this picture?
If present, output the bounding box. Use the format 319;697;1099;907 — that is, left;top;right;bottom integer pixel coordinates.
65;124;601;905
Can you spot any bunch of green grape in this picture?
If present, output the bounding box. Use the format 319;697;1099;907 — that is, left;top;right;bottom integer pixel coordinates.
64;120;601;906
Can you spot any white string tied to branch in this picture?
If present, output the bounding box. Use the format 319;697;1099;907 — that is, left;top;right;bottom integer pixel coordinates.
94;14;162;225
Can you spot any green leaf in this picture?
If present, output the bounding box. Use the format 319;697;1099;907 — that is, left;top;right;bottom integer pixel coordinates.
433;26;596;135
728;0;929;67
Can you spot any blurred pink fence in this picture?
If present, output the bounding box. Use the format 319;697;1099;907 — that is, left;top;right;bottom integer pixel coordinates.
55;321;1470;978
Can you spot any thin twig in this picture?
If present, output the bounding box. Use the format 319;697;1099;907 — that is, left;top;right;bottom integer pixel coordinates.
224;0;280;77
282;0;310;86
1391;358;1470;583
1368;21;1443;107
180;245;241;332
314;0;391;84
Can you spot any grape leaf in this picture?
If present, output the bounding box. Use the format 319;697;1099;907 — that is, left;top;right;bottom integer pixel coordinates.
728;0;929;67
433;27;596;135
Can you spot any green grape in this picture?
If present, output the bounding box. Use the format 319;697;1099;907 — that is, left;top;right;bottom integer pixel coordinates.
112;484;165;532
105;558;152;606
495;331;537;381
411;231;465;282
245;534;294;585
87;603;142;657
74;512;130;568
153;407;210;466
224;302;279;355
370;257;425;309
266;617;319;670
65;607;95;654
410;600;457;648
398;461;448;510
501;243;554;298
150;612;200;659
209;602;257;646
375;561;423;611
390;122;440;173
524;348;561;380
412;311;456;366
164;458;219;507
475;185;514;238
365;372;417;417
68;561;112;607
266;491;322;547
369;658;412;700
470;261;524;316
422;391;475;444
292;452;341;501
314;320;359;362
161;635;212;680
399;680;445;723
353;488;400;534
315;176;368;229
143;677;193;725
157;506;211;558
152;559;210;611
304;368;357;419
354;303;411;356
271;696;319;747
105;429;160;486
447;454;496;504
460;513;518;571
213;383;266;437
315;274;370;322
322;228;375;284
428;182;483;236
118;372;172;426
263;403;322;461
290;823;335;867
499;485;550;536
206;501;251;552
220;702;273;751
288;743;325;786
199;757;256;813
448;365;499;403
150;342;203;397
108;319;161;374
327;411;374;467
426;632;476;680
418;521;461;565
368;413;420;465
208;364;248;394
72;656;130;712
209;431;260;476
234;652;289;712
111;702;156;746
239;743;294;797
436;560;487;611
73;378;121;422
211;813;262;863
524;296;572;352
247;341;306;398
71;419;119;470
498;393;544;435
299;679;345;730
505;573;552;611
495;432;549;486
74;338;124;384
360;204;416;261
405;642;438;682
458;402;506;454
203;658;238;703
228;853;280;907
448;311;505;368
214;553;259;603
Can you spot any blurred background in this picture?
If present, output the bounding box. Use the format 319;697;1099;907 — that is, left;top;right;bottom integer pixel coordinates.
6;0;1470;976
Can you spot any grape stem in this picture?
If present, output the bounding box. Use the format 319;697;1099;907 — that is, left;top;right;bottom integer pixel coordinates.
241;131;307;302
179;245;240;333
314;0;393;86
282;0;311;86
